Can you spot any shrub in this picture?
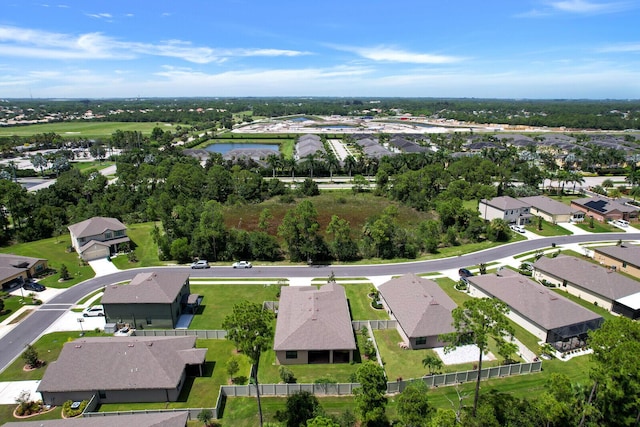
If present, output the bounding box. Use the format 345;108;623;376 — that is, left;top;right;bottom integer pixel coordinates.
21;345;39;369
279;366;296;384
62;400;88;418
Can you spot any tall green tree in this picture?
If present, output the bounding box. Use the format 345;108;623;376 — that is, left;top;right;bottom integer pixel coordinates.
586;316;640;426
353;362;388;426
278;200;326;262
396;381;434;426
439;298;514;418
326;215;359;261
222;302;275;427
278;391;321;427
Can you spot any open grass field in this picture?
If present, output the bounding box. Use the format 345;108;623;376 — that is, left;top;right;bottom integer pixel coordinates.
110;221;162;269
0;235;94;289
71;161;115;172
0;122;172;139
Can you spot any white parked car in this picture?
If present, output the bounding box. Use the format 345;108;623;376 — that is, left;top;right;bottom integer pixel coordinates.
114;326;134;336
232;261;253;269
510;225;525;233
612;219;629;228
82;305;104;317
190;260;210;269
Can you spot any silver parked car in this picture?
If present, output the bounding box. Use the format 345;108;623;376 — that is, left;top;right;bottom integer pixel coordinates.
232;261;252;269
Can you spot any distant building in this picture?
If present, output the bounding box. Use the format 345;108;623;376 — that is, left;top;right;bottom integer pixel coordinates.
274;283;356;365
378;274;456;349
518;195;584;224
533;255;640;319
68;216;130;261
593;244;640;280
570;197;639;223
0;253;48;290
479;196;532;225
37;336;206;405
102;271;198;329
468;270;603;351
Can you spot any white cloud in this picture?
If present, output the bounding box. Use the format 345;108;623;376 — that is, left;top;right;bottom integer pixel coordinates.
334;45;463;64
549;0;632;14
86;12;113;19
597;42;640;53
0;25;310;63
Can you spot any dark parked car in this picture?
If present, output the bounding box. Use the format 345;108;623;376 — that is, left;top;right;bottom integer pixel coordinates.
23;282;46;292
458;268;474;278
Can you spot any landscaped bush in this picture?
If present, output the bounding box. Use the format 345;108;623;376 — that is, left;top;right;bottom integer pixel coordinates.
278;366;296;384
14;391;43;417
62;399;88;418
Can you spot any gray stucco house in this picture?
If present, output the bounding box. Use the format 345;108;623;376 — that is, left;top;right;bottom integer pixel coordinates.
37;336;206;406
378;274;456;349
274;282;356;365
467;270;604;351
0;253;48;290
479;196;532;225
68;216;130;261
102;271;198;329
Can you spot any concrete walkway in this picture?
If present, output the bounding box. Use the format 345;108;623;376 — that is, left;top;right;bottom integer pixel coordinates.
0;380;42;404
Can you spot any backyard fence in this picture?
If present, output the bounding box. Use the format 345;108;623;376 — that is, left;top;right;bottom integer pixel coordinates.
84;407;215;420
352;319;397;330
133;329;227;339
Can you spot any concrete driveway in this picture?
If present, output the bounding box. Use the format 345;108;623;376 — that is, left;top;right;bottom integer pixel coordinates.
0;381;42;404
88;258;119;277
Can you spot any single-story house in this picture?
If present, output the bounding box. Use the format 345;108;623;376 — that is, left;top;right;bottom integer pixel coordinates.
37;336;207;405
570;197;639;223
378;274;456;349
68;216;130;261
274;282;356;365
102;271;199;329
467;270;604;351
593;244;640;280
479;196;532;225
518;195;584;224
2;412;189;427
0;254;48;290
533;255;640;319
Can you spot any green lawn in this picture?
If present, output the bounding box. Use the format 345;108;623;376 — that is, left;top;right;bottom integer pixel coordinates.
0;122;172;138
343;283;389;321
98;339;250;412
525;219;572;236
258;349;361;385
110;222;163;269
0;330;108;381
575;221;618;233
188;284;282;329
71;161;115;172
0;404;63;424
0;236;94;289
0;294;40;323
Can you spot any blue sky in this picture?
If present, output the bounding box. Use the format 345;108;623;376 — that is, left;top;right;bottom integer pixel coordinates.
0;0;639;99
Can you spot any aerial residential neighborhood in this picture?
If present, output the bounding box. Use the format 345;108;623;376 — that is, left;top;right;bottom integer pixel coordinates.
1;96;640;426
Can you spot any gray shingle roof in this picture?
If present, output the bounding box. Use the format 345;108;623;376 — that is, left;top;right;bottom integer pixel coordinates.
481;196;530;211
534;255;640;300
0;253;45;269
594;244;640;268
378;274;456;338
68;216;127;238
1;412;189;427
37;336;205;393
518;195;576;216
101;271;189;304
467;273;602;330
571;197;638;214
274;283;356;351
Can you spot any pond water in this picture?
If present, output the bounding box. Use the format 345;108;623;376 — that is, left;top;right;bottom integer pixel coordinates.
205;143;279;154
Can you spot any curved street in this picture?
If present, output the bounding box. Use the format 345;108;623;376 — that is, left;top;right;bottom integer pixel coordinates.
1;232;638;372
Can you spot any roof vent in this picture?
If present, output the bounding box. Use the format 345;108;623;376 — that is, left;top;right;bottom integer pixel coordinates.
74;345;82;348
128;344;134;347
147;342;153;347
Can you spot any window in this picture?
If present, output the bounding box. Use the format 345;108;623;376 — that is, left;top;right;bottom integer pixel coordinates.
98;390;106;399
146;318;152;325
562;280;568;287
623;262;627;268
415;337;427;345
285;351;298;359
114;230;125;237
104;232;112;239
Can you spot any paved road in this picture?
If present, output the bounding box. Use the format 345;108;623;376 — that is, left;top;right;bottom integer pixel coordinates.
1;232;638;372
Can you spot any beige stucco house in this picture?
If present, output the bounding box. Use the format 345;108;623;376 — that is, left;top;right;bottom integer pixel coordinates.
68;216;130;261
0;253;48;290
273;282;356;365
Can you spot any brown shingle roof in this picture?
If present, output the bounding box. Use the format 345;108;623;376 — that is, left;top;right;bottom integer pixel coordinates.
1;412;189;427
378;274;456;338
37;336;205;393
467;272;602;330
68;216;127;238
518;195;576;216
274;283;356;351
481;196;530;211
534;255;640;300
101;271;189;304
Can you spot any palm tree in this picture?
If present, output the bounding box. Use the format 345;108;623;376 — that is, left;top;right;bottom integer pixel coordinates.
265;154;280;178
323;151;339;183
422;354;443;375
302;152;319;178
343;155;357;179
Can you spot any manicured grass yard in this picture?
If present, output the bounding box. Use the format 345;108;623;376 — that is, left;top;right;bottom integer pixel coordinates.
575;221;618;233
188;284;282;329
0;121;171;139
343;283;389;320
98;339;251;412
525;219;572;236
0;404;63;424
110;221;163;269
0;295;39;323
0;236;94;288
0;330;108;381
258;348;360;385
